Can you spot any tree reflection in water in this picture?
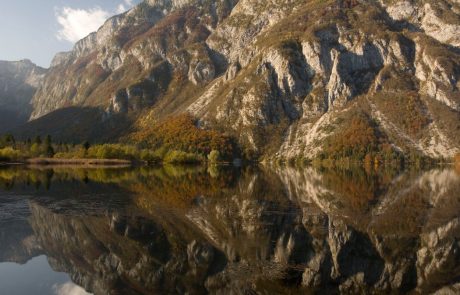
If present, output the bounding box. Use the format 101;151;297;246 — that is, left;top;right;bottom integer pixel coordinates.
0;165;459;294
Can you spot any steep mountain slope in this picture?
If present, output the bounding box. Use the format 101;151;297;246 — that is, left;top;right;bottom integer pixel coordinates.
0;60;46;132
21;0;460;159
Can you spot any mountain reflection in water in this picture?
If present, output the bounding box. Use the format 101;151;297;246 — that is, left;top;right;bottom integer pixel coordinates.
0;165;459;294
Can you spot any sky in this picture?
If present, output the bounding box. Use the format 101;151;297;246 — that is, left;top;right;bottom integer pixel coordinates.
0;0;141;68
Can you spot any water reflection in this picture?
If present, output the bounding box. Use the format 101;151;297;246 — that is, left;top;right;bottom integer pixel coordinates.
0;255;90;295
0;165;459;294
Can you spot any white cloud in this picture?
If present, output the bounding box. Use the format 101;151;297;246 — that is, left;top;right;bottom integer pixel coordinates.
116;4;127;14
53;282;92;295
56;7;110;43
117;0;136;13
56;1;137;43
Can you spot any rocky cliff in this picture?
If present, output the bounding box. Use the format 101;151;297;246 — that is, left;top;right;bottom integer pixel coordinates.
0;60;46;132
18;0;460;159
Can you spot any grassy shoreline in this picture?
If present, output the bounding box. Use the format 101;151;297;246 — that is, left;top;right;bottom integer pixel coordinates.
1;158;133;167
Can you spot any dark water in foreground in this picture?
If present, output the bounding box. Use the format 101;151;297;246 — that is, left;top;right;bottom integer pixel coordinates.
0;165;459;294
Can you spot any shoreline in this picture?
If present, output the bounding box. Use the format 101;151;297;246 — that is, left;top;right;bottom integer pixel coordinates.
1;158;133;167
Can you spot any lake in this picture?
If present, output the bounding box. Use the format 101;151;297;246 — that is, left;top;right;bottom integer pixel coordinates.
0;165;459;294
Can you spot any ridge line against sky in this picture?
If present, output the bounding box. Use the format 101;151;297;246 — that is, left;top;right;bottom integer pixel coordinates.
0;0;140;68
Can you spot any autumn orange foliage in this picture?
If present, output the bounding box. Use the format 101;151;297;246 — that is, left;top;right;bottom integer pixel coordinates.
455;153;460;173
132;114;235;158
324;113;379;160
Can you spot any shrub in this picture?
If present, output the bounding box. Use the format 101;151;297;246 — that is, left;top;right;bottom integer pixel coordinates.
0;147;21;161
208;150;222;163
140;150;161;163
54;148;86;159
163;150;203;164
30;143;42;157
87;144;139;160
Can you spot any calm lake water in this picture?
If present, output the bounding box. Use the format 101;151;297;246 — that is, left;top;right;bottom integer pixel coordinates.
0;165;459;294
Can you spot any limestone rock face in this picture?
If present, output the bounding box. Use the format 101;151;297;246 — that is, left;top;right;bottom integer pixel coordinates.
19;0;460;158
188;54;216;85
381;0;460;48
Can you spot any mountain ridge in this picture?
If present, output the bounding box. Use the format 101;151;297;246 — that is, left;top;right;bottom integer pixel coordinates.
0;59;46;132
2;0;459;161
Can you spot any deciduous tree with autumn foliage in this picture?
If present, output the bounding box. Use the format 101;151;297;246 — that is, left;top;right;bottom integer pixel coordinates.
131;113;237;160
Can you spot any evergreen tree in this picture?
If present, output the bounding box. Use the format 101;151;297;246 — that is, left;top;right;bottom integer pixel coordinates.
44;135;54;157
34;136;42;145
83;141;91;151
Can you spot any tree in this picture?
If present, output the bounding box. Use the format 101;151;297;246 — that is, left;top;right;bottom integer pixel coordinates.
45;144;55;158
83;141;91;157
30;143;41;157
4;134;15;144
0;134;15;148
34;136;42;145
83;141;91;151
43;135;54;157
208;150;222;163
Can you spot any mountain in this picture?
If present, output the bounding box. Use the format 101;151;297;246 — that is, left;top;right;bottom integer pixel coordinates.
0;60;46;132
9;0;460;160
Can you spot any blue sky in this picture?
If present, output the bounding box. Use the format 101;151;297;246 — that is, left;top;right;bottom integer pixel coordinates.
0;0;140;68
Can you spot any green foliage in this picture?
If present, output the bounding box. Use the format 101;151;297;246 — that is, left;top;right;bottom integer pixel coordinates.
47;142;200;165
45;145;55;158
0;147;21;161
163;150;204;164
0;134;206;165
54;146;86;159
30;143;42;157
86;144;139;160
0;134;15;148
44;135;55;157
140;150;161;163
208;150;222;163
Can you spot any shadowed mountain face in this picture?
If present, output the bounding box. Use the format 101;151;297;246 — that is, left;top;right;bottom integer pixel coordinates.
0;60;46;133
0;165;459;294
10;107;134;143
